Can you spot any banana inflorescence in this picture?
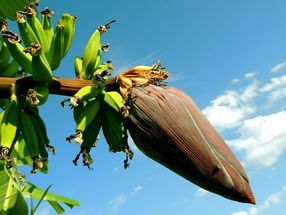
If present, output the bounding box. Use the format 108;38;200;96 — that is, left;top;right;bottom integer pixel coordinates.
116;60;170;100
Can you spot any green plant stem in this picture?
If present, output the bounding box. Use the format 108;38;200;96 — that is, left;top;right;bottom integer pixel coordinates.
0;76;117;98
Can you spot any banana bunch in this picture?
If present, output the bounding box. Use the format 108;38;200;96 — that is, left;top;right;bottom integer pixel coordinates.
1;3;76;82
0;37;20;77
75;20;116;80
0;0;36;20
0;83;53;173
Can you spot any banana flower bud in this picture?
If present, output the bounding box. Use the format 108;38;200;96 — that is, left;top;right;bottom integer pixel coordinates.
127;84;256;204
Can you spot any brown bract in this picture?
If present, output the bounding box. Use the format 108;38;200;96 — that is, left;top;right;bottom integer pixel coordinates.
127;84;256;204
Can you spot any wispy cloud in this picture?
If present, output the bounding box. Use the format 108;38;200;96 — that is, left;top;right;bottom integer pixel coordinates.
131;185;143;196
271;61;286;73
109;194;128;215
232;187;286;215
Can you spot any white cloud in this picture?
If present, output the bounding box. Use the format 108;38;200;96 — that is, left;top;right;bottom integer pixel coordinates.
110;194;128;215
227;111;286;170
232;187;286;215
231;78;241;85
245;72;256;80
271;61;286;73
131;185;143;196
195;188;209;198
202;81;258;130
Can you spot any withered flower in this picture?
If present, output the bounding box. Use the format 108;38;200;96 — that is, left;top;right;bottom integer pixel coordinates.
127;84;256;204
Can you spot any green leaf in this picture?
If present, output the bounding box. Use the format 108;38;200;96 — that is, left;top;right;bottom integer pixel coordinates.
31;185;52;214
0;164;28;215
22;183;80;210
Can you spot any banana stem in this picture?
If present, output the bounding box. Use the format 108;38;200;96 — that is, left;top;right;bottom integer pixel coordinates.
0;76;117;98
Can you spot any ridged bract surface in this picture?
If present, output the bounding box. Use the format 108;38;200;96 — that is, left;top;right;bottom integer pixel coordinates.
127;84;255;204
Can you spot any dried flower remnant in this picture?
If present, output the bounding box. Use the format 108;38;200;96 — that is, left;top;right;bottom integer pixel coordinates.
127;84;256;204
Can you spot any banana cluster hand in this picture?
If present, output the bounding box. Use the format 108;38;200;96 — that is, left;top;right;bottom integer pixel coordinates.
1;2;76;82
64;83;133;169
75;20;116;80
0;84;54;173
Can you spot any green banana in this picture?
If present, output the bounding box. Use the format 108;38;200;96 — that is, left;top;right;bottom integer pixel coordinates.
81;110;102;151
0;59;19;77
25;6;49;55
16;11;40;47
41;7;54;46
73;100;86;124
18;109;42;173
104;91;125;112
2;31;32;73
102;102;133;168
26;83;49;106
67;96;103;145
70;85;100;107
102;104;127;153
47;23;64;71
80;28;101;79
0;38;10;68
0;87;20;168
28;43;53;82
59;13;76;58
25;108;48;162
76;97;102;133
78;110;103;168
0;90;19;150
74;56;83;77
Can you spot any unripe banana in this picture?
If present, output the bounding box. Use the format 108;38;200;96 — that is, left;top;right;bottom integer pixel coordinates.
104;91;125;112
2;31;32;73
18;109;41;173
81;110;102;151
47;23;64;71
41;7;54;46
16;11;39;47
0;59;19;77
102;102;133;168
80;28;101;79
25;7;49;55
70;85;100;107
74;56;83;77
26;83;49;106
59;13;76;58
0;88;19;151
102;104;127;153
0;38;11;68
27;43;52;82
25;108;49;163
76;97;102;133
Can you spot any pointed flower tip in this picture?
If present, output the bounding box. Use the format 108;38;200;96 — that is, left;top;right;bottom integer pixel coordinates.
127;84;255;204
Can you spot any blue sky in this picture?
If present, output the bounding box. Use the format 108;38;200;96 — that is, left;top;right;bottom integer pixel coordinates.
14;0;286;214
